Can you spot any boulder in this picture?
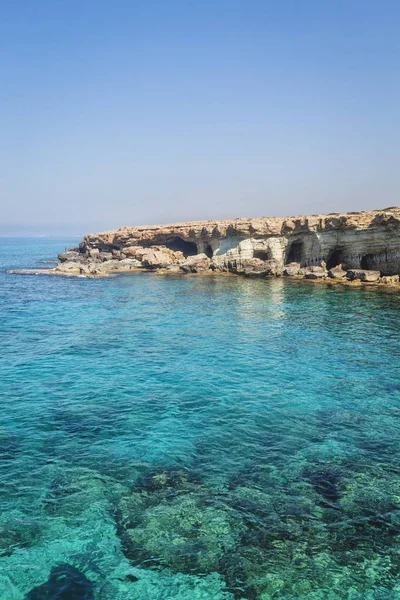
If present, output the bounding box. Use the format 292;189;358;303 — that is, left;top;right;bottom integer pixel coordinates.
55;261;82;273
141;250;173;269
180;253;211;273
304;265;328;279
380;275;399;284
347;269;380;282
282;262;301;276
240;258;280;277
328;264;347;279
307;265;326;273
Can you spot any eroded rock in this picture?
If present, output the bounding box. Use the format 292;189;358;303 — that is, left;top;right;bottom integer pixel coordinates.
328;264;347;279
282;262;301;276
347;269;381;282
180;253;211;272
304;266;328;279
240;259;280;277
381;274;400;284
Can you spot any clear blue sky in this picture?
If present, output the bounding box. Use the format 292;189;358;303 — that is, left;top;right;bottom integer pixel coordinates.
1;0;399;235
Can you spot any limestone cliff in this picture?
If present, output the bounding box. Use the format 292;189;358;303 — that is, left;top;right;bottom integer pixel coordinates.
57;207;400;279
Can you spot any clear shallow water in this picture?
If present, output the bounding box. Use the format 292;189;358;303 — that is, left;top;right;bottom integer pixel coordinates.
1;238;400;599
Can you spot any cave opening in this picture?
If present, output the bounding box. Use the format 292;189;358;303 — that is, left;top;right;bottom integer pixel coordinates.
287;241;303;264
326;249;344;270
204;245;213;258
165;237;198;256
361;253;376;270
253;250;271;261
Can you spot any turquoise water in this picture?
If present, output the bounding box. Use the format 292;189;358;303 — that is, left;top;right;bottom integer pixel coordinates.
1;238;400;599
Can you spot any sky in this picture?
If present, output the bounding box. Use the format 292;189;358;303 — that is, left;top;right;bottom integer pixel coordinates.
1;0;399;235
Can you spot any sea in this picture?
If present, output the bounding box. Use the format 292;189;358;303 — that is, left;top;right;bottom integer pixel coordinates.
1;237;400;600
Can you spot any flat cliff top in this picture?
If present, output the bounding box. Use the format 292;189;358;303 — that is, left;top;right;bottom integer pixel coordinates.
82;206;400;245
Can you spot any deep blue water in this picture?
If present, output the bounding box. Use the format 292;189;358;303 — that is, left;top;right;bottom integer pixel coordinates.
1;238;400;599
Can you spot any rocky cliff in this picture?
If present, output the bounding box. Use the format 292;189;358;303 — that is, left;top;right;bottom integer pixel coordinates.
54;207;400;283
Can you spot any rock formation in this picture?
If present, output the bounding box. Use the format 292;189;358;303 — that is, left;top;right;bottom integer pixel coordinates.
11;207;400;286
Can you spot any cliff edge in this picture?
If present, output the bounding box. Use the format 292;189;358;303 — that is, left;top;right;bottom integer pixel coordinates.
52;207;400;283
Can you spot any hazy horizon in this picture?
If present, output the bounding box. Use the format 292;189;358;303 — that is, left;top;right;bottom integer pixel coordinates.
1;1;400;235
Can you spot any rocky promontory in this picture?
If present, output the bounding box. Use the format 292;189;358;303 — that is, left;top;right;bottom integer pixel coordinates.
11;207;400;286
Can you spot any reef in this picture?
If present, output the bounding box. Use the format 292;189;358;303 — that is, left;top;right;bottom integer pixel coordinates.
114;462;400;599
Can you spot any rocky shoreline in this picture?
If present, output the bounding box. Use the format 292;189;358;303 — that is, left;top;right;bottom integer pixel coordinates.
9;207;400;288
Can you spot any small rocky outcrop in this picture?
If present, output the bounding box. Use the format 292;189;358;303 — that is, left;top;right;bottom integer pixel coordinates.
239;259;280;277
141;250;174;269
328;264;347;279
282;262;301;276
304;266;328;279
180;253;212;273
381;275;400;284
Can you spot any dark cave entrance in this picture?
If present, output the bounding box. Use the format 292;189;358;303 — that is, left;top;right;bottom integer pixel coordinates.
204;245;213;258
253;250;271;261
286;241;303;264
360;253;375;270
326;249;344;270
165;237;198;256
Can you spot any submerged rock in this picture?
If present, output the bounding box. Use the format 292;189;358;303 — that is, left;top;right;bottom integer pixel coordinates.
117;468;244;575
25;564;95;599
0;512;40;557
303;465;342;504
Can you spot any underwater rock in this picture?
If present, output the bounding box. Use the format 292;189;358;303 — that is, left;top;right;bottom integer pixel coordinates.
119;490;244;574
303;465;342;504
0;512;40;557
25;564;95;599
114;463;400;598
117;468;244;575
